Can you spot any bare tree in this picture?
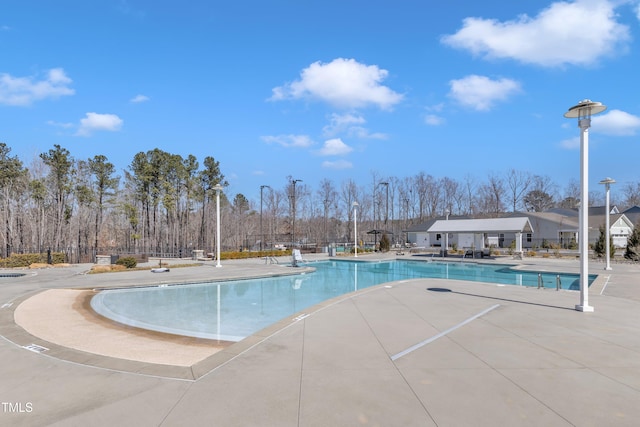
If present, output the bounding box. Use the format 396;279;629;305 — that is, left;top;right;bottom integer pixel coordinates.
477;173;506;216
461;174;477;215
340;179;360;243
317;179;338;246
0;143;27;256
622;181;640;208
506;169;532;212
440;177;459;216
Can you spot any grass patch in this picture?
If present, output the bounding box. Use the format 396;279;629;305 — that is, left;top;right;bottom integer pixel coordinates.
88;262;201;274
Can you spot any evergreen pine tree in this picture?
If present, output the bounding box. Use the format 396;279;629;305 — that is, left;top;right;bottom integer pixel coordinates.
594;225;616;258
594;225;606;258
379;233;391;252
624;222;640;261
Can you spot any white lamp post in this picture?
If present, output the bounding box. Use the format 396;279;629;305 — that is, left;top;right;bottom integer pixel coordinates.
352;201;359;257
564;99;607;312
599;177;616;271
260;185;270;251
214;184;223;268
444;209;450;257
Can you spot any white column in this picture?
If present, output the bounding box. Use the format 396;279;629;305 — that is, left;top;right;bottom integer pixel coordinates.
515;232;522;253
577;119;593;311
353;201;359;257
564;100;606;313
215;185;222;268
604;182;612;270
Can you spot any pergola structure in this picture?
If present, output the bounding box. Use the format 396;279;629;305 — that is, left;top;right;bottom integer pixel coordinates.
427;217;534;257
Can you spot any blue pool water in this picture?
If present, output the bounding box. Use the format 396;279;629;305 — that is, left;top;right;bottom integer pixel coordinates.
90;260;594;341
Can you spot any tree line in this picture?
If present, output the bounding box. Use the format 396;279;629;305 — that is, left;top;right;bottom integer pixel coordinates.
1;142;639;262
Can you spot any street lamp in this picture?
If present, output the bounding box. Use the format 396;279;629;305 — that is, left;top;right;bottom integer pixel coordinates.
381;181;389;227
564;99;607;312
599;177;616;271
352;201;359;257
260;185;270;251
374;181;388;251
444;209;450;257
291;179;302;253
213;184;223;268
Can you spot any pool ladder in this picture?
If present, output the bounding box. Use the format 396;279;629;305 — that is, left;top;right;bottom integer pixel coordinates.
537;274;562;290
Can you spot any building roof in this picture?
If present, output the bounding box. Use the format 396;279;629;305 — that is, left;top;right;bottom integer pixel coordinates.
404;215;472;233
589;213;634;230
623;206;640;227
506;211;578;230
427;217;533;234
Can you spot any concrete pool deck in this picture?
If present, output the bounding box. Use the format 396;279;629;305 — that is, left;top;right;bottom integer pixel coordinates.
1;254;640;426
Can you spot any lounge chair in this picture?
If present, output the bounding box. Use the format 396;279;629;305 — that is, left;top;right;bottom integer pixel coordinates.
292;249;306;266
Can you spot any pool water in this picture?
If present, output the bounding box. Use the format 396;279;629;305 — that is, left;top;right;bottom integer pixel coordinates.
90;260;593;341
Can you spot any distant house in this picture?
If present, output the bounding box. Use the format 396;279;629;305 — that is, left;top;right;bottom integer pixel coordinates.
427;217;533;254
405;206;633;250
504;211;578;249
508;208;632;248
405;215;472;248
588;213;634;248
405;218;439;248
623;206;640;228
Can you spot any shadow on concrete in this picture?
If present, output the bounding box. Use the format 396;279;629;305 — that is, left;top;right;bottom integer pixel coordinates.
426;287;575;311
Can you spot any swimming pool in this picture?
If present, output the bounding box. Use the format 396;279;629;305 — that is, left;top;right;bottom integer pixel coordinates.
90;259;594;341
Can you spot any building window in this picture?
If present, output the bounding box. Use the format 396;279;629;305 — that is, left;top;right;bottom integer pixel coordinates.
526;233;532;243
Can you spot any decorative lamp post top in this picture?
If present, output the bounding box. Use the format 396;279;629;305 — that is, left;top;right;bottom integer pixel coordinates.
599;177;616;185
564;99;607;118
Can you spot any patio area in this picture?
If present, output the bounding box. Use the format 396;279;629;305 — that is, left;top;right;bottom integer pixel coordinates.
1;254;640;426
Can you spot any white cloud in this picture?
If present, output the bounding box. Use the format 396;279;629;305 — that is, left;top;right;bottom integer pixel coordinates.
348;127;388;139
76;112;123;137
322;112;387;139
448;75;521;111
130;94;150;103
441;0;630;67
46;120;74;129
592;109;640;135
323;113;365;135
559;136;580;149
425;114;445;126
322;159;353;169
0;68;75;106
270;58;403;110
318;138;353;156
261;134;314;148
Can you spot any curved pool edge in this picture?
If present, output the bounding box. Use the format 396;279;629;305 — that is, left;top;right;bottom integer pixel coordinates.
1;255;611;381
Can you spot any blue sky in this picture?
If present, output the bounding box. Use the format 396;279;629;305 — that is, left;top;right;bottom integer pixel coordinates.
2;0;640;202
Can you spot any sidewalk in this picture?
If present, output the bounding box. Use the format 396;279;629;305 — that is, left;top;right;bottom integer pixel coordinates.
1;254;639;426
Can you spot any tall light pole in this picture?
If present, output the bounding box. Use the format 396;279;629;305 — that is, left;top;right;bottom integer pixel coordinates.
564;99;607;312
323;198;329;249
444;209;450;257
404;197;409;245
291;179;302;252
260;185;270;251
599;177;616;271
353;201;359;257
374;181;388;251
214;184;223;268
381;181;389;227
